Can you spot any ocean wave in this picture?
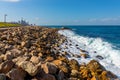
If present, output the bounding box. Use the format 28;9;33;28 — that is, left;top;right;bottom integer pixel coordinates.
58;29;120;77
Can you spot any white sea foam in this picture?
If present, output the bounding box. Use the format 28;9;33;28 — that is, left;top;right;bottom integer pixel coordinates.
58;29;120;78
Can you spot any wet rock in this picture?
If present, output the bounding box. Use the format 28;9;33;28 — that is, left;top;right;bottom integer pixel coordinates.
96;55;104;60
58;70;65;80
42;62;57;74
87;60;106;73
0;60;14;73
71;70;79;77
80;53;90;58
69;59;79;70
7;68;26;80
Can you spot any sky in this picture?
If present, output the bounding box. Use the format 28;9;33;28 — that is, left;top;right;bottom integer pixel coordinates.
0;0;120;25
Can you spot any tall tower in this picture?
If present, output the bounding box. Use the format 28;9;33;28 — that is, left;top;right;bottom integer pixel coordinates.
4;14;7;23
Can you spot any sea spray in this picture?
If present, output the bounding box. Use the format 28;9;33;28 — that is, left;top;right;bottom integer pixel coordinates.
58;29;120;77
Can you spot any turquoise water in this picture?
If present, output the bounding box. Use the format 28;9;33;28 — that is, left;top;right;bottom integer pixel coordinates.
47;25;120;49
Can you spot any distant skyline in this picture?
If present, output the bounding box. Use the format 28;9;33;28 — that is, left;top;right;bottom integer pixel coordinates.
0;0;120;25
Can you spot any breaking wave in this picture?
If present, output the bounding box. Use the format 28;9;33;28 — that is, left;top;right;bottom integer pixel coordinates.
58;30;120;77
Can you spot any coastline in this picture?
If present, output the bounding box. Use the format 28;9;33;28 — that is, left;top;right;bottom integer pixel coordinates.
0;26;118;80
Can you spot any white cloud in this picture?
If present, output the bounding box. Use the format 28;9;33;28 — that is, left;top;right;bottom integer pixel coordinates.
0;0;20;2
89;16;120;23
88;18;97;22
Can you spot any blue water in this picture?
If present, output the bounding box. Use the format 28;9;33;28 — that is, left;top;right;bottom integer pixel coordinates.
46;25;120;49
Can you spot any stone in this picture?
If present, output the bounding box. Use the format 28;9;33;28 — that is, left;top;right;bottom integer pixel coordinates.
87;60;106;73
52;60;63;66
69;59;79;70
68;78;78;80
20;61;40;76
7;68;26;80
0;74;6;80
58;70;64;80
42;62;57;74
13;56;30;65
45;56;54;62
91;76;99;80
4;51;13;60
71;70;79;77
0;60;14;73
30;56;40;64
41;74;56;80
10;48;23;57
80;53;89;58
96;55;104;60
21;40;31;48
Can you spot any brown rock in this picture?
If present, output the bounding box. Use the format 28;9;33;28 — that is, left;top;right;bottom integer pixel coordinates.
4;51;13;60
41;74;56;80
52;60;63;66
68;78;78;80
46;56;54;62
20;61;40;76
87;60;105;73
71;70;79;77
42;62;57;74
91;76;99;80
69;59;79;70
7;68;26;80
10;48;23;57
13;56;30;66
30;56;40;64
0;60;14;73
59;65;69;73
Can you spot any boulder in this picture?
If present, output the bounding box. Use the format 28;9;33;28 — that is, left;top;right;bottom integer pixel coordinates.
20;61;40;76
7;68;26;80
0;60;14;73
58;70;64;80
41;74;56;80
13;56;30;66
69;59;79;70
42;62;57;74
71;70;79;77
4;51;13;60
30;56;40;64
87;60;106;73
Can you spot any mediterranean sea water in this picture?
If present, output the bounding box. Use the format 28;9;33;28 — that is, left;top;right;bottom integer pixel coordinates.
47;25;120;77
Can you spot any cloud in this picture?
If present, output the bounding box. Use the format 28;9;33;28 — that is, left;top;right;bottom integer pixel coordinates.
89;16;120;23
88;18;97;22
0;0;20;2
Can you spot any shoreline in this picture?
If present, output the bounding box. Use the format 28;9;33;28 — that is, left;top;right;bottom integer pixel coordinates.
0;26;118;80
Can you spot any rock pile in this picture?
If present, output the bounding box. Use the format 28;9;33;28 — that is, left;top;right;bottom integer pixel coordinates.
0;26;118;80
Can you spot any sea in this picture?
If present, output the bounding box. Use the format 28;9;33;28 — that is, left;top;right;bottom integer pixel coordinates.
47;25;120;78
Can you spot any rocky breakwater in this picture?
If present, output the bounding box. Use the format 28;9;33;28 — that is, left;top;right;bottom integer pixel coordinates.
0;26;118;80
